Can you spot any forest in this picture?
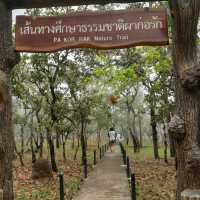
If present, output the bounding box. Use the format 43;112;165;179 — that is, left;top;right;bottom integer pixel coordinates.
11;3;175;199
1;0;200;200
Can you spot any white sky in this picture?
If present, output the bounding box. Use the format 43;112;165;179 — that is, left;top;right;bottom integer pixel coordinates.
12;9;25;23
12;4;129;22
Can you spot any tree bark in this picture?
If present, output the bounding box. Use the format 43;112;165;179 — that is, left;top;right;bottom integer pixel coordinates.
138;113;143;148
46;129;58;172
150;106;159;160
20;125;25;155
129;130;140;153
73;135;80;160
61;132;66;161
80;121;87;178
30;115;36;163
169;1;200;199
163;124;168;164
35;110;44;158
97;129;101;149
56;132;60;149
39;132;44;158
71;133;75;149
126;101;140;152
0;2;19;200
169;133;176;157
14;142;24;167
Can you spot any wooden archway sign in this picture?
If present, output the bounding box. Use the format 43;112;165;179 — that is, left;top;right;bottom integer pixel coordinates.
15;9;169;52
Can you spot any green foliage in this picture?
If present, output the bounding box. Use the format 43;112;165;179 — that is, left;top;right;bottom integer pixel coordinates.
16;194;29;200
65;178;81;193
31;191;49;199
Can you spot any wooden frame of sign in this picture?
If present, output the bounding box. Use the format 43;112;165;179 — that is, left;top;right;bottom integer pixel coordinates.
15;8;169;52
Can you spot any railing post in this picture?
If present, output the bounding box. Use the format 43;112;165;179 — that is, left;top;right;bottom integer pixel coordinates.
131;173;136;200
94;150;97;165
100;147;102;159
119;142;127;165
59;172;65;200
126;156;131;179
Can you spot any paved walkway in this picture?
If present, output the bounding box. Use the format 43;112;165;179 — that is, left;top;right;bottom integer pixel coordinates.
73;145;131;200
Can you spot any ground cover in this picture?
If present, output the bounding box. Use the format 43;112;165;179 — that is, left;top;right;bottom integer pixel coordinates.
127;146;176;200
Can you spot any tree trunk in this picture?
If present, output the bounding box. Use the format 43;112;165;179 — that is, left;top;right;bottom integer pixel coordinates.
127;103;140;152
150;106;159;160
62;132;66;161
97;129;101;149
163;124;168;164
0;2;19;199
129;130;140;153
30;136;36;164
56;132;60;149
169;132;176;157
166;115;175;158
20;125;25;155
72;133;75;149
14;142;24;167
138;113;143;148
35;110;44;158
39;132;44;158
169;1;200;199
30;115;36;163
80;121;87;179
73;135;80;160
46;129;58;172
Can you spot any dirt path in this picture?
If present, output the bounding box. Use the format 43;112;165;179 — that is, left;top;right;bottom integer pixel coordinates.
73;145;131;200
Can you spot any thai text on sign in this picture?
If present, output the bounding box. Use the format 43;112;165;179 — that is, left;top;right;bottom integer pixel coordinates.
15;9;169;52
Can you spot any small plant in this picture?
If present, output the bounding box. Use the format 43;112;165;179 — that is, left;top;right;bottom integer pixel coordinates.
31;191;49;199
16;194;29;200
65;178;81;193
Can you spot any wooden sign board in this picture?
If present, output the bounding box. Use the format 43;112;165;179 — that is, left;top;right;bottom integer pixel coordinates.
15;9;169;52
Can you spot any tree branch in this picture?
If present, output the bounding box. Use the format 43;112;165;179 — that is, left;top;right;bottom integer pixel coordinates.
5;0;166;9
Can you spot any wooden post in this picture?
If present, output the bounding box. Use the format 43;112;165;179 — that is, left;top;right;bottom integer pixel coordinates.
100;147;102;159
0;190;3;200
181;189;200;200
131;173;136;200
126;156;131;178
93;150;97;165
59;173;64;200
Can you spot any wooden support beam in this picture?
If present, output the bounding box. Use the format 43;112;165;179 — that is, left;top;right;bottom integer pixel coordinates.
181;190;200;200
4;0;167;9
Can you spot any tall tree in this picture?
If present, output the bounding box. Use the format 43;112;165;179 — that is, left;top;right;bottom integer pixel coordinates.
0;2;20;200
135;47;172;159
168;1;200;199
